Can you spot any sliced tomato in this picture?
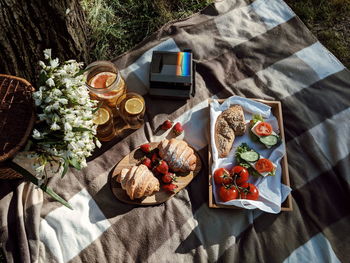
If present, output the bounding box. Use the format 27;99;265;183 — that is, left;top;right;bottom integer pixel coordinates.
255;158;274;173
255;122;273;136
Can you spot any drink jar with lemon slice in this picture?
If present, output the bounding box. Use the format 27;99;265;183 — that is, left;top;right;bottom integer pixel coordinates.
93;106;116;142
85;61;126;107
116;93;145;130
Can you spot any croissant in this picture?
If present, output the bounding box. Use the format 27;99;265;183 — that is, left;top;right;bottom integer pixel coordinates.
117;164;160;200
158;139;197;173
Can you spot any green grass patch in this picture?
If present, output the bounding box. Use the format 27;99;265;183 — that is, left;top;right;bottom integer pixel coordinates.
82;0;350;68
286;0;350;68
81;0;213;60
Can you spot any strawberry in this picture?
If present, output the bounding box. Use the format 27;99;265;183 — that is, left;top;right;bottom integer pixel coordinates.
141;157;152;169
173;122;184;136
161;120;173;130
140;143;151;153
151;152;160;164
162;173;176;184
155;160;169;174
162;183;178;192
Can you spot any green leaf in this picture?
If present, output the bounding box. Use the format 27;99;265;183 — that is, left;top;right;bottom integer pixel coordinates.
74;68;88;77
24;140;33;151
69;158;81;170
61;158;69;178
38;71;47;86
251;114;264;126
8;161;73;210
92;101;104;114
72;127;92;132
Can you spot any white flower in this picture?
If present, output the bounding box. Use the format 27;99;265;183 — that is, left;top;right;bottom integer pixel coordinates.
38;114;46;121
50;122;60;130
64;122;72;131
33;89;42;100
46;78;55;87
39;61;46;69
31;50;100;179
58;98;68;105
43;49;52;60
50;58;59;69
95;140;101;148
51;88;62;97
34;98;42;106
32;129;42;139
80;159;87;168
39;86;47;92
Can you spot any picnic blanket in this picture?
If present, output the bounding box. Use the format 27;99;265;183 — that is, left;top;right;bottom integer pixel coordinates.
1;0;350;262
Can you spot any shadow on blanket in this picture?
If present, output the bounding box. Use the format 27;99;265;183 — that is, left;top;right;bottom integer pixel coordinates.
89;180;134;222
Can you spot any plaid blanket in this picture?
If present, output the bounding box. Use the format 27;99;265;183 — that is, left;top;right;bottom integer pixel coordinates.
1;0;350;262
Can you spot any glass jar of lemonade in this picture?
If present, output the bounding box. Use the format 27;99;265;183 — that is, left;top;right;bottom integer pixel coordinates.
92;106;116;142
116;92;145;130
85;61;126;107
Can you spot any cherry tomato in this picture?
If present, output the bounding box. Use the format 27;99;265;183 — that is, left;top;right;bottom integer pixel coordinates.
240;183;259;200
214;168;233;185
255;122;273;136
255;158;274;173
219;185;239;202
231;166;249;185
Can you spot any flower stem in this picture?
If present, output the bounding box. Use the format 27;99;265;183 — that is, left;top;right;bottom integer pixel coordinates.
8;161;73;210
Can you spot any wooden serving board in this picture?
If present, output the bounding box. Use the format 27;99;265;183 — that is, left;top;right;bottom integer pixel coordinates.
208;99;293;212
111;142;202;205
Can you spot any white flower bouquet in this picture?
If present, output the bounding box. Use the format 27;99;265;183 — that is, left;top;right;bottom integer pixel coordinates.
12;49;101;209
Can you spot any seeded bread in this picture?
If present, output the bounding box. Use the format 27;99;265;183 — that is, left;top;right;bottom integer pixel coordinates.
215;105;246;158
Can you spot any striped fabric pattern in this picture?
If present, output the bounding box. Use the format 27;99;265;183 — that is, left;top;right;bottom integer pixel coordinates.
1;0;349;262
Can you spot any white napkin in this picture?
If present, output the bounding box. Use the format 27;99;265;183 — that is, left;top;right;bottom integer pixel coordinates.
210;96;292;213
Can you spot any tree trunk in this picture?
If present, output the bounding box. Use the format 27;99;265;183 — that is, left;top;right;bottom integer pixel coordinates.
0;0;90;85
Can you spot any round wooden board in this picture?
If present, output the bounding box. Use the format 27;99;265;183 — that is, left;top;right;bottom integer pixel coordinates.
110;142;202;205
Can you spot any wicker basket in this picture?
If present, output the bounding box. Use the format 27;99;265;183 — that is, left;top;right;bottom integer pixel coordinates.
0;74;36;179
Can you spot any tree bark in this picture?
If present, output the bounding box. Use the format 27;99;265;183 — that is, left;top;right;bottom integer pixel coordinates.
0;0;90;84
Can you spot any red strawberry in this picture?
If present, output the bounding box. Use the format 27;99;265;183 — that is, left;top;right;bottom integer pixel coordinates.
173;122;183;136
141;157;152;169
161;120;173;130
162;173;176;184
151;152;160;164
140;143;151;153
162;183;178;192
156;160;169;174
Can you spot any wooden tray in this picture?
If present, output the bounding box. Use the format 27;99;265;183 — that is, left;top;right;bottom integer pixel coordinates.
208;99;293;211
111;142;202;205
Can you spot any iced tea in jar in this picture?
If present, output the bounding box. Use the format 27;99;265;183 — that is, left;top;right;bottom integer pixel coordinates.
85;61;126;107
116;92;145;130
92;106;116;142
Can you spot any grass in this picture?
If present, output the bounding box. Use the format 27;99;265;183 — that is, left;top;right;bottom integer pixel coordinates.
82;0;349;68
286;0;350;68
80;0;212;60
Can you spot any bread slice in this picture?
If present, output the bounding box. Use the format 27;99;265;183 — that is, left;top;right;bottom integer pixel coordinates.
215;105;246;158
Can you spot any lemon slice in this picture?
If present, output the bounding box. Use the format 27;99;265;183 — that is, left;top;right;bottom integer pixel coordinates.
124;98;144;115
92;108;110;125
106;74;117;87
